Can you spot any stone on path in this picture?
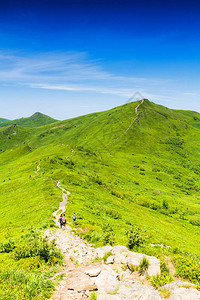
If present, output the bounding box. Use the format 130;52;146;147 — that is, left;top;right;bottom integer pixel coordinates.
85;267;102;277
94;246;113;259
95;265;120;293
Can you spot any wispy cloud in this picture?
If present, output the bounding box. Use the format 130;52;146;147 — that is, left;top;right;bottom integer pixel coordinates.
0;51;171;99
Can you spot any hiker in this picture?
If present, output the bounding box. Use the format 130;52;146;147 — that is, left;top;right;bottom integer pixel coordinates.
59;214;63;228
62;214;66;228
72;213;77;222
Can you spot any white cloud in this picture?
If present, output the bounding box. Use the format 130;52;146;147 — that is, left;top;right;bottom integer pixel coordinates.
0;50;169;100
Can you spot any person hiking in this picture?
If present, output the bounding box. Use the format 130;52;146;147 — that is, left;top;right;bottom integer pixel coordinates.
62;214;66;228
59;214;63;228
72;213;77;222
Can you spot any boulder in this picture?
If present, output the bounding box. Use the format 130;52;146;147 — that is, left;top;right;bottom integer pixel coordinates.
168;287;200;300
97;282;162;300
65;269;95;292
95;266;119;293
117;282;162;300
111;245;129;255
127;253;160;276
94;246;113;259
162;280;200;300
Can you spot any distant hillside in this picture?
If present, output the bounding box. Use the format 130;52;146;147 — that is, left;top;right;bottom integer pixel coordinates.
0;117;10;123
0;112;58;128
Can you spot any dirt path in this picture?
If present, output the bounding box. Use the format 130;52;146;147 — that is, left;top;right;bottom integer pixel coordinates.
45;182;95;300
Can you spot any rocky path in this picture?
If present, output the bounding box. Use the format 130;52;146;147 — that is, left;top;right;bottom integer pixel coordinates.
45;182;200;300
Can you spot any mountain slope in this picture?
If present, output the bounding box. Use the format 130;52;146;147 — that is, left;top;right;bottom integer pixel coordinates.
0;99;200;298
0;118;10;123
0;112;58;128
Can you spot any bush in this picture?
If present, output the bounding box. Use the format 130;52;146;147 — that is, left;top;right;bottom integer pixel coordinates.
189;217;200;226
151;274;173;288
13;236;63;265
102;224;114;246
105;209;121;219
0;239;15;253
127;226;148;250
138;256;149;275
173;255;200;283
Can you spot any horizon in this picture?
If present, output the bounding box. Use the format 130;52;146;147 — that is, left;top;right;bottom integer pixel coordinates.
2;98;200;122
0;0;200;119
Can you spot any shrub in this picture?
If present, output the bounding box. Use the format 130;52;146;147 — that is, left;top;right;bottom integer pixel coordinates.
13;236;63;265
127;226;148;249
151;274;173;288
105;209;121;219
138;256;149;275
162;200;169;209
0;239;15;253
102;224;114;246
189;217;200;226
173;255;200;283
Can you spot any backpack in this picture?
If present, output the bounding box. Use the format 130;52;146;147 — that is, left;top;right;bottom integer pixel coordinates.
62;216;66;224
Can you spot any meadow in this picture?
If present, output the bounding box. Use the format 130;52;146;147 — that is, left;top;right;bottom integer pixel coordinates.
0;99;200;298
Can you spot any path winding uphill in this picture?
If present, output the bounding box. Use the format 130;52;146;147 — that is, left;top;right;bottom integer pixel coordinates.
45;182;200;300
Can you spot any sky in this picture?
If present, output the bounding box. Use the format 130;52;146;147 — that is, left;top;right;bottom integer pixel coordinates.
0;0;200;120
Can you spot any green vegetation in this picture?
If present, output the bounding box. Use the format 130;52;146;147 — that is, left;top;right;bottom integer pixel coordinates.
138;256;149;275
0;99;200;297
0;112;57;128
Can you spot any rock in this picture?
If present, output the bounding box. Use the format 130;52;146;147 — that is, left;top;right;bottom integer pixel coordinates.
117;282;162;299
111;245;129;255
95;266;119;293
65;269;94;292
97;292;120;299
106;255;114;264
169;287;200;300
94;246;113;259
127;253;160;276
84;284;98;291
162;280;194;289
85;267;102;277
162;280;200;300
97;282;162;300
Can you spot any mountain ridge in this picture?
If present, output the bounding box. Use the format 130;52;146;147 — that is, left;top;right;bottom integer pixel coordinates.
0;111;58;128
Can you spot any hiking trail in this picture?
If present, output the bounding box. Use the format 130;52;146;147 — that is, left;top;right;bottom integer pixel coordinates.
45;180;200;300
106;99;144;148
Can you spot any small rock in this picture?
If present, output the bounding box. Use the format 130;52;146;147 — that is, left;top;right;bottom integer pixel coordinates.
106;255;114;264
85;268;102;277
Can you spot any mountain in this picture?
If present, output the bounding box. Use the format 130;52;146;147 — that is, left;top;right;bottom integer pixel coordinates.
0;112;58;128
0;99;200;297
0;117;10;123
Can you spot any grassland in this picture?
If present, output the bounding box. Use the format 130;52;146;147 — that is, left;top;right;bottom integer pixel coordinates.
0;99;200;298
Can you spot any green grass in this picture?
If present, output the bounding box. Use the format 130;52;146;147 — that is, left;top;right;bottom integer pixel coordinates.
0;99;200;297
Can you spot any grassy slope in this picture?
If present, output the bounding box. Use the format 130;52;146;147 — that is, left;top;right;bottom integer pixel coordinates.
0;112;58;128
0;99;200;298
0;118;10;123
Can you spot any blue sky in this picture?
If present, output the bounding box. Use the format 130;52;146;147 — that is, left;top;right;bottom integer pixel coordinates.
0;0;200;120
